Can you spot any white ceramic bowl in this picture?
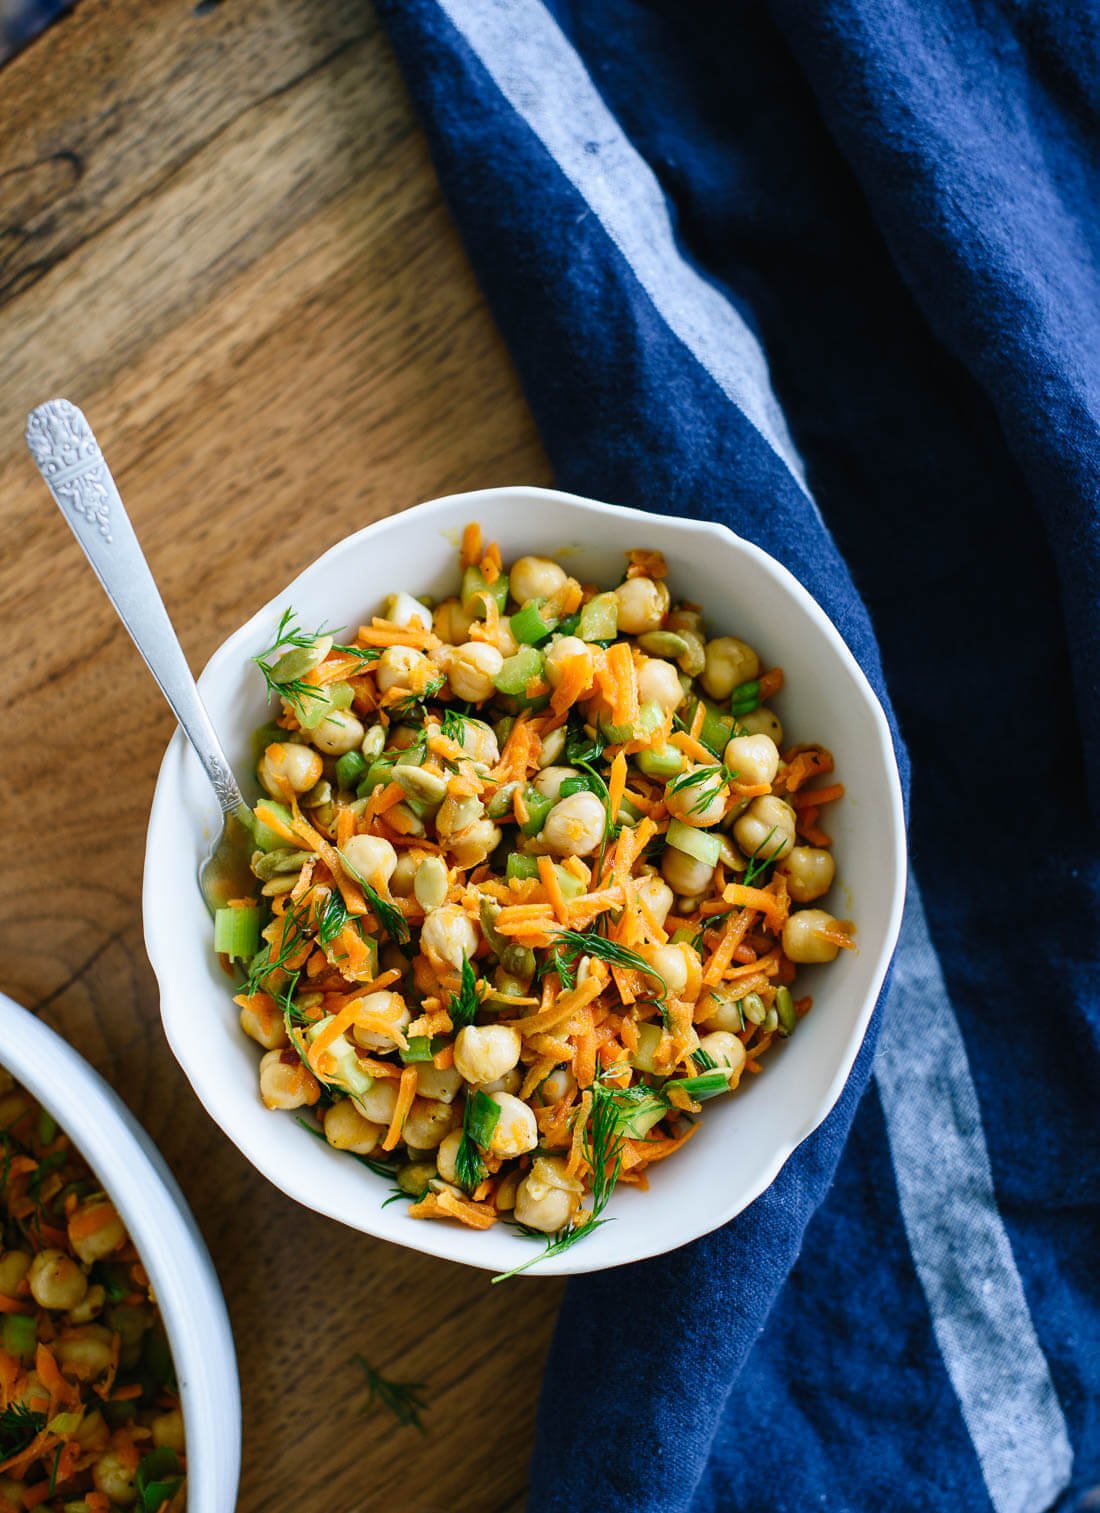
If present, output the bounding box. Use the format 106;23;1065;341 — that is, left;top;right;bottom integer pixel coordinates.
0;992;241;1508
145;487;905;1276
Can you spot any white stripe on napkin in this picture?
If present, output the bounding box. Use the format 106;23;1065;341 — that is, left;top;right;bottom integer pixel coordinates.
435;0;810;493
875;881;1074;1513
434;4;1074;1505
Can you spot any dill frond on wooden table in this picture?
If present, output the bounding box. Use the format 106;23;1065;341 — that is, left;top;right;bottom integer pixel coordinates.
0;4;557;1509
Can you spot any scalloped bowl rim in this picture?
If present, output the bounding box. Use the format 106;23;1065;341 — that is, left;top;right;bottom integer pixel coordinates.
144;486;906;1276
0;992;240;1508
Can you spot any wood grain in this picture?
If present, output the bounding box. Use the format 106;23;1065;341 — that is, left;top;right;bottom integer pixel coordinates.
0;4;559;1509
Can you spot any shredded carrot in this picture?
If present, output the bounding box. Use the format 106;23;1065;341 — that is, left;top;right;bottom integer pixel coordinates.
703;909;756;986
549;652;593;715
382;1067;419;1152
721;882;788;929
689;701;705;740
409;1189;497;1229
0;1296;28;1315
601;641;639;726
67;1202;118;1244
670;730;717;765
461;521;482;567
356;621;439;649
537;856;570;926
757;667;784;699
791;782;845;809
566;1091;593;1177
433;1044;456;1071
607;751;627;824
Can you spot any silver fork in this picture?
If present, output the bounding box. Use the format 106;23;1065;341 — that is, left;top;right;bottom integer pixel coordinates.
25;398;254;912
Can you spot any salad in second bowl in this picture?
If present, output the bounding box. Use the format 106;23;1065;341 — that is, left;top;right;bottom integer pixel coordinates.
216;524;855;1277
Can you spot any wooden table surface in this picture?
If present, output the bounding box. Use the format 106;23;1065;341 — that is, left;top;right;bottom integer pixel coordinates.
0;4;562;1507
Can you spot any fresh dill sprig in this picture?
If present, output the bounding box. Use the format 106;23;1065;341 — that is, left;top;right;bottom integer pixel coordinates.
316;888;350;947
388;674;446;723
352;1354;429;1433
692;1045;719;1072
454;1089;487;1193
741;825;784;888
333;643;382;665
447;955;480;1031
667;762;732;816
440;706;469;743
545;929;667;1000
252;608;334;721
336;854;410;945
0;1402;45;1459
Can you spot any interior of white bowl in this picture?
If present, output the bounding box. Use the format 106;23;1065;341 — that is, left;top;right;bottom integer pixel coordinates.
0;993;240;1509
144;487;906;1275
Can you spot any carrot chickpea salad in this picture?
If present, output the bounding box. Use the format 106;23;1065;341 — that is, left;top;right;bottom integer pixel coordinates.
219;525;855;1278
0;1072;184;1512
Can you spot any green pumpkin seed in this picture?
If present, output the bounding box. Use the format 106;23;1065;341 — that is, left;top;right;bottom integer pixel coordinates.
637;630;690;659
393;766;448;805
414;856;448;911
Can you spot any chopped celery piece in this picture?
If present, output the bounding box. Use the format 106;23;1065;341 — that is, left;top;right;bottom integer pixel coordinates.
683;697;734;756
666;818;721;866
578;592;618;642
327;682;355;712
2;1314;36;1362
401;1035;449;1064
631;1021;663;1074
558;774;599;799
669;926;697;946
510;599;559;645
251;720;288;764
357;757;395;796
494;646;545;696
461;564;510;617
295;685;338;731
335;750;368;790
252;801;293;853
506;853;539;881
555;866;586;901
600;699;665;746
214;906;261;962
636;742;684;781
306;1020;373;1098
730;678;761;717
518;786;554;837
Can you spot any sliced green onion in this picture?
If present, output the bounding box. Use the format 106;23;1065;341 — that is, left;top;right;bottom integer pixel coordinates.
306;1020;373;1098
2;1314;37;1362
464;1089;501;1149
510;599;559;645
36;1109;58;1145
357;758;395;797
506;853;540;881
730;679;761;716
775;986;796;1037
518;786;554;837
630;1021;663;1074
558;774;599;799
494;646;545;696
557;612;581;636
461;564;510;616
618;1094;667;1139
666;818;721;866
636;742;684;781
335;750;368;790
672;1071;731;1101
577;592;618;642
400;1036;449;1064
214;907;261;962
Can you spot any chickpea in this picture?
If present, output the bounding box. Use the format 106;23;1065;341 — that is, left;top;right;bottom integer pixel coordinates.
55;1324;114;1380
660;847;716;897
92;1447;139;1505
435;1129;464;1186
239;995;288;1051
339;833;397;887
68;1201;126;1265
152;1407;186;1453
480;1069;523;1095
382;591;433;631
390;850;419;898
448;641;504;702
697;1030;747;1086
67;1283;106;1326
420;905;479;971
636;657;685;714
724;733;780;789
258;1050;321;1110
454;718;499;768
402;1097;456;1150
415;1064;464;1104
352;990;411;1052
783;909;847;964
537;725;567;768
449;819;503;869
436;793;484;840
698;990;748;1035
434;596;476;644
258;741;323;798
542;791;606;856
486;1092;538;1157
701;636;760;700
354;1077;399;1125
665;765;729;828
537;1067;578;1106
376;644;430;694
454;1025;522;1085
510;555;567;605
736;705;784;744
533;765;580;801
544;636;595;690
634;873;674;929
28;1250;87;1312
514;1156;583;1233
777;845;836;904
614;576;669;634
733;795;797;862
74;1407;110;1453
311;709;365;756
0;1250;31;1297
644;942;703;1001
324;1100;384;1155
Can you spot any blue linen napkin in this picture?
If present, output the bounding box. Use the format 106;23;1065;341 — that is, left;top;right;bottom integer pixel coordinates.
369;4;1100;1510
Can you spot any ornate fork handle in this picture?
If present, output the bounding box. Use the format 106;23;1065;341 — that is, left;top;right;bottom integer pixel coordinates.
25;399;244;814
